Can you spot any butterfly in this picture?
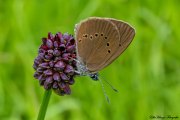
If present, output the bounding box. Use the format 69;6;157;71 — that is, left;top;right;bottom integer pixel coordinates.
74;17;135;80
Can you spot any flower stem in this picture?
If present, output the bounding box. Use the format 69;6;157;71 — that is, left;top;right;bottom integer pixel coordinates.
37;90;52;120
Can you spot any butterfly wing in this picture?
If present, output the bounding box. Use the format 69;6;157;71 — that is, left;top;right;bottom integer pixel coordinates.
97;18;135;70
75;17;120;73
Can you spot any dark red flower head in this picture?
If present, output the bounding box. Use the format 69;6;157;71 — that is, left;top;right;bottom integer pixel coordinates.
33;32;77;95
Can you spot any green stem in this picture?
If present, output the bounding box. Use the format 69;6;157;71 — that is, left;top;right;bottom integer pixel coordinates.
37;90;52;120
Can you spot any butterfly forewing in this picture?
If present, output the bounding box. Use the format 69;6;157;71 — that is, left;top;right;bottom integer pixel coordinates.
75;19;94;63
75;18;106;64
75;17;120;73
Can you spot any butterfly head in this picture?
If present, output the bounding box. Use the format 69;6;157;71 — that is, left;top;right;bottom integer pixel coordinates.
89;73;99;81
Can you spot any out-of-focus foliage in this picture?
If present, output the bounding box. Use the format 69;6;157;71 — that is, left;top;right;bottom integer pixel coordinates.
0;0;179;120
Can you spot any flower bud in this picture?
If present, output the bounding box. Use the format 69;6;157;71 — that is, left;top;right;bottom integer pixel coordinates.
46;39;53;48
54;61;66;70
53;72;61;82
33;32;77;95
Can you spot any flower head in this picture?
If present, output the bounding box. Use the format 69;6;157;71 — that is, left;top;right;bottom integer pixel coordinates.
33;32;77;95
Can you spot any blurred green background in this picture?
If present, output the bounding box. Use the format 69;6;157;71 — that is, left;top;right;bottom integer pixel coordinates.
0;0;180;120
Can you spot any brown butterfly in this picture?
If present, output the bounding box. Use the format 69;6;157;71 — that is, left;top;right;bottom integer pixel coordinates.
74;17;135;80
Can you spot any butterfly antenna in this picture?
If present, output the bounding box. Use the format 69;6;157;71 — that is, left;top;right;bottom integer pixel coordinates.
98;77;110;104
99;76;119;93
